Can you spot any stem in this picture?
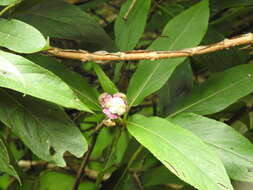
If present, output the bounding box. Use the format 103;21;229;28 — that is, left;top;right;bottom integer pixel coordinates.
0;0;21;16
72;120;104;190
46;33;253;63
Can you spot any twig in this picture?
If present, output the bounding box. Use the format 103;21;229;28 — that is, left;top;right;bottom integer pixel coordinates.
45;33;253;63
72;120;104;190
18;160;110;181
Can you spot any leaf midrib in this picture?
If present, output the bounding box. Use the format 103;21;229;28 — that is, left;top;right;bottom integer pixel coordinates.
207;142;253;165
169;76;249;117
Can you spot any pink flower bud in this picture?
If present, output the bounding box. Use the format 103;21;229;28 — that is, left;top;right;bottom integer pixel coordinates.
98;92;128;120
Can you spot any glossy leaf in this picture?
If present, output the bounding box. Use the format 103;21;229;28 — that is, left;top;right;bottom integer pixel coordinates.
171;113;253;182
168;64;253;117
0;51;92;112
114;0;151;50
127;0;209;107
13;0;115;51
27;55;100;111
93;63;118;94
0;89;87;167
0;19;46;53
0;137;20;181
127;114;233;190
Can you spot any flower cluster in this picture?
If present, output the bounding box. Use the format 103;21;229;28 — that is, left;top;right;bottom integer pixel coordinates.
99;92;128;122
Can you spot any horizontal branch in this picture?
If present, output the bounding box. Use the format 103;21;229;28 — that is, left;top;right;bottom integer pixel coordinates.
45;33;253;64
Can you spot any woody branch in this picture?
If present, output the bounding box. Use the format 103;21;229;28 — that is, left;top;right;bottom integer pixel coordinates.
45;33;253;64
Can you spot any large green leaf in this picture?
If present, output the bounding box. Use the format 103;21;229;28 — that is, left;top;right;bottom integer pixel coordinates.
127;114;233;190
0;89;87;167
0;137;20;181
0;51;93;112
171;113;253;182
0;19;46;53
114;0;151;50
127;0;209;107
13;0;115;51
27;55;100;111
168;64;253;117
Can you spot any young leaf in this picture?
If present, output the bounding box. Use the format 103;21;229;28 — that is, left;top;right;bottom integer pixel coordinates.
0;51;93;112
168;64;253;117
114;0;151;50
93;63;118;94
0;19;46;53
127;0;209;107
127;114;233;190
13;0;115;51
0;137;20;182
0;89;88;167
27;55;100;111
171;113;253;182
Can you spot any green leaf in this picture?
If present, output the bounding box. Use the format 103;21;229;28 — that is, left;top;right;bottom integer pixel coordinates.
0;19;46;53
0;137;20;182
93;63;118;94
127;114;233;190
127;0;209;107
0;89;87;167
114;0;151;50
0;51;93;112
168;64;253;117
0;0;19;6
27;55;100;111
13;0;115;51
171;113;253;182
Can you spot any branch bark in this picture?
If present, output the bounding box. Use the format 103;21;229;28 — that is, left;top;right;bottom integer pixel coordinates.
45;33;253;64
